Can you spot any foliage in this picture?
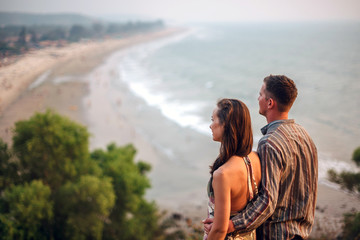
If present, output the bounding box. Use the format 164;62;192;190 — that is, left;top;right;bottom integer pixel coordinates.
0;18;164;59
341;212;360;240
92;23;105;38
0;41;20;55
40;28;67;41
68;24;89;42
16;26;27;48
327;146;360;240
0;180;53;240
327;169;360;193
0;140;13;237
327;170;360;194
338;172;360;192
353;146;360;167
327;169;341;184
90;143;161;240
0;110;162;240
12;110;94;190
327;146;360;194
58;175;115;240
0;139;19;191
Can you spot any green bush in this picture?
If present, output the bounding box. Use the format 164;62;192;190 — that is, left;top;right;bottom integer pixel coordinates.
90;143;161;240
0;110;162;240
327;169;341;184
339;172;360;192
326;146;360;240
1;180;53;240
327;146;360;194
342;212;360;240
59;175;115;240
352;146;360;167
0;139;19;191
12;109;92;189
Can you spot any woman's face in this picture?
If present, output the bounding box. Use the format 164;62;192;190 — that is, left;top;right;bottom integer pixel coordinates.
210;107;224;142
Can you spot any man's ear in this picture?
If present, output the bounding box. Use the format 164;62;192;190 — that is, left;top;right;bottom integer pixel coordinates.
268;98;275;109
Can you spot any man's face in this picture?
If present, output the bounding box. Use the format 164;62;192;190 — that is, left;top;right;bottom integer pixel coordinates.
258;82;268;116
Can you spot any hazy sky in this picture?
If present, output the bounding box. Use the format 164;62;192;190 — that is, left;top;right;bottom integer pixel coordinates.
1;0;360;22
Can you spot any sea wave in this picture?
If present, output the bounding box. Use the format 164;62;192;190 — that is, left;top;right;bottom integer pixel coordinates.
116;29;212;136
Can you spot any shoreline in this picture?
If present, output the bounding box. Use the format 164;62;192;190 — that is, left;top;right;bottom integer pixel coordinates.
0;27;185;115
0;27;359;238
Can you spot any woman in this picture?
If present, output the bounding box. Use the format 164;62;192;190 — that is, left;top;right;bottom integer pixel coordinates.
204;99;261;240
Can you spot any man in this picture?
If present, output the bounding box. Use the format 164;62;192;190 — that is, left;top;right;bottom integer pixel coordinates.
203;75;318;239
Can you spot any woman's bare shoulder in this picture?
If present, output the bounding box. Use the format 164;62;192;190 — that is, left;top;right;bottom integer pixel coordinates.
249;151;259;159
212;167;230;187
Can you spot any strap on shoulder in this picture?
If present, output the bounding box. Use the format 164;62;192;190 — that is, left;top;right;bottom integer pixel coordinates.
243;156;258;201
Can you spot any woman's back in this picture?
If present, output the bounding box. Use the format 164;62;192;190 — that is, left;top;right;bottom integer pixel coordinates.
215;151;261;212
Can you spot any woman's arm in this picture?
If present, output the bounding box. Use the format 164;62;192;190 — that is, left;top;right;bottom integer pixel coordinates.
207;169;231;240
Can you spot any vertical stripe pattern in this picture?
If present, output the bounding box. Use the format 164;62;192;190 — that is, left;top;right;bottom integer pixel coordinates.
231;119;318;240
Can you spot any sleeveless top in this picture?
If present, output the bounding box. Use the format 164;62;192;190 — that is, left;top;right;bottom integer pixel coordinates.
204;156;258;240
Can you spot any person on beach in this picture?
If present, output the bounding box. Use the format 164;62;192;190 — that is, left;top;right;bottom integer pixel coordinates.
203;75;318;239
204;98;261;240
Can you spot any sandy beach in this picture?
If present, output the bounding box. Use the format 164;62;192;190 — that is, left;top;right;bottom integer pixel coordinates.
1;27;359;238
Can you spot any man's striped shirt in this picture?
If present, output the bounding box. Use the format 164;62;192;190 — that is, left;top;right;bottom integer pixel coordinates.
232;119;318;239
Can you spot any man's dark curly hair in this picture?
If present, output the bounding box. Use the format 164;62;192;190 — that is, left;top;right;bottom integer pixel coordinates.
263;75;298;112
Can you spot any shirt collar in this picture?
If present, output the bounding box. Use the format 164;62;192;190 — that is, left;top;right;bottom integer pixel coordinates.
261;119;295;135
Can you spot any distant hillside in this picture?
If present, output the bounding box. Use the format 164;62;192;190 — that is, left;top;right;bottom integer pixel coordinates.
0;12;99;26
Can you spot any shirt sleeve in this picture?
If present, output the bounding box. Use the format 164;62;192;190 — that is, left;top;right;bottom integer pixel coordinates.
231;141;283;232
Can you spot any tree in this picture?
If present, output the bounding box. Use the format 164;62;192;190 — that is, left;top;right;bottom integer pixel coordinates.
58;175;115;240
29;30;38;46
16;26;27;49
92;22;105;38
12;110;94;190
0;139;19;192
40;28;66;41
91;143;160;240
0;110;164;240
68;24;88;42
0;180;53;240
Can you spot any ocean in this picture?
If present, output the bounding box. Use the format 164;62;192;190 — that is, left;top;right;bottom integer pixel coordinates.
93;22;360;202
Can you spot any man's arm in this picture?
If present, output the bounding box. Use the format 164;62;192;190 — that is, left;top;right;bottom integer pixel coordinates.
230;143;283;233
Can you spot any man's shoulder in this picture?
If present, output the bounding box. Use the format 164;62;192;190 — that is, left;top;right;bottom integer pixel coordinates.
271;120;309;137
258;120;302;146
259;120;315;150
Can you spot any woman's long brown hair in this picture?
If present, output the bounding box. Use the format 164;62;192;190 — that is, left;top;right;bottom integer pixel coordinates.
210;99;253;175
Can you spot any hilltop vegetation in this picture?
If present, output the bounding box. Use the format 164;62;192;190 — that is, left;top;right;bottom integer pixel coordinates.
327;146;360;239
0;110;161;239
0;110;207;240
0;12;164;64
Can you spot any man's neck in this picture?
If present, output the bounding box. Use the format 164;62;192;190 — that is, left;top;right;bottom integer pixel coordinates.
266;111;289;124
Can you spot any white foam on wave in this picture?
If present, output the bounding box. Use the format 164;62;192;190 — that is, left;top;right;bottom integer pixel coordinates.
316;151;359;192
318;152;358;178
121;60;211;135
28;70;52;89
117;28;212;136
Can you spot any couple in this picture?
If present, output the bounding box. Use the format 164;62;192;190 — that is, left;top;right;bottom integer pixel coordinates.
204;75;318;240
